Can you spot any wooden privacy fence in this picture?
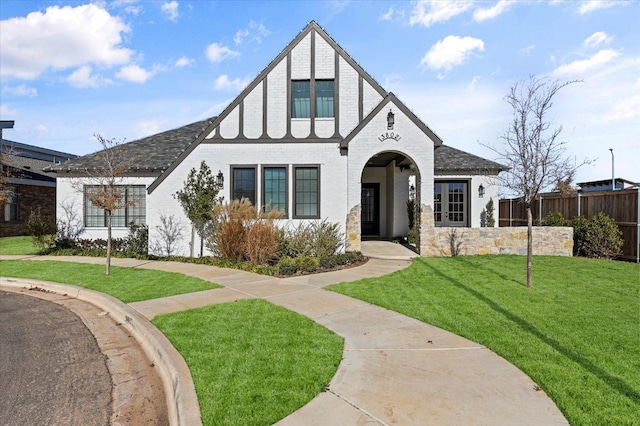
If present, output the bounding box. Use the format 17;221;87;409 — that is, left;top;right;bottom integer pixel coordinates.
499;189;639;262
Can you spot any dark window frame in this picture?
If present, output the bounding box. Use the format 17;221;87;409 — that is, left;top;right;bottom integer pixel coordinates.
83;185;146;228
231;165;257;206
293;165;321;219
262;165;289;218
433;179;470;227
291;79;335;119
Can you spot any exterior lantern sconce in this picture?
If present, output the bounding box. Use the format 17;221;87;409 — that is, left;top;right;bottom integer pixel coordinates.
387;109;394;130
409;183;416;201
216;170;224;189
478;184;485;198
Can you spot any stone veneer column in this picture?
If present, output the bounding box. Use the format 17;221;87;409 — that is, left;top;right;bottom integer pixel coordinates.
346;204;361;252
419;204;436;256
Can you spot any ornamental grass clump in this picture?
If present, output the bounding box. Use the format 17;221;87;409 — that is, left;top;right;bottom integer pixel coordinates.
208;198;283;264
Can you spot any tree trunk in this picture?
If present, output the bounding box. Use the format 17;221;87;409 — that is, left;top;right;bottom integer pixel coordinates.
106;210;112;276
190;225;195;258
526;206;533;288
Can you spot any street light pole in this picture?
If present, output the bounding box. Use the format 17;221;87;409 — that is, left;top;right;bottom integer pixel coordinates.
609;148;615;191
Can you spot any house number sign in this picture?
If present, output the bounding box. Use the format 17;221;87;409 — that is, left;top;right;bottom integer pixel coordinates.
378;132;402;143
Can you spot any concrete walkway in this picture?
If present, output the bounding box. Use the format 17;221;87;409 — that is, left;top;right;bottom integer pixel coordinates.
1;249;567;425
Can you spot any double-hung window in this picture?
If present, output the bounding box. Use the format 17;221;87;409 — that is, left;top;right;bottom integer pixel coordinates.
293;166;320;219
315;80;334;118
291;80;334;118
232;166;256;205
263;166;287;216
84;185;146;227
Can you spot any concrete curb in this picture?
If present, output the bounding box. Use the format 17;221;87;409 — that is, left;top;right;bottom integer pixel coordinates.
0;277;202;426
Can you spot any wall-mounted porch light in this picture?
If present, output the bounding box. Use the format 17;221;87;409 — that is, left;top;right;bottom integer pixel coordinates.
216;170;224;189
478;183;485;198
387;109;394;130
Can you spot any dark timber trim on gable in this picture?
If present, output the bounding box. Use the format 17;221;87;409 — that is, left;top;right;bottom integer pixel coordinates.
149;21;389;194
340;93;443;149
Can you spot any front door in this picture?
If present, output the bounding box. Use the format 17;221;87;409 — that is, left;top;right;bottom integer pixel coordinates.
434;182;468;227
361;184;380;236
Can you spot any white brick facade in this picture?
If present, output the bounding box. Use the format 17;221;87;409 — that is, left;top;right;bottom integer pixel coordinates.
55;22;503;257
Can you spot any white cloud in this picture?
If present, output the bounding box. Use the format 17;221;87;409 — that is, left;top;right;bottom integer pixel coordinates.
205;43;239;63
420;35;485;75
234;21;271;45
551;49;620;77
67;65;111;88
381;7;394;21
583;31;613;49
0;104;17;116
410;0;473;27
2;84;38;98
522;45;536;54
175;56;194;68
161;1;179;22
124;5;143;15
0;5;133;80
134;119;162;138
578;0;622;15
213;75;250;91
473;0;515;22
115;64;154;83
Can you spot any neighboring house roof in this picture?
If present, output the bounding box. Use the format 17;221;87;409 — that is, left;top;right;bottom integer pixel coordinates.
434;145;508;174
1;139;77;163
48;118;214;174
577;178;638;188
2;153;57;183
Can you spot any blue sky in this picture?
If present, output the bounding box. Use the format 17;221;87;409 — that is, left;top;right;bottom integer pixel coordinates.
1;0;638;187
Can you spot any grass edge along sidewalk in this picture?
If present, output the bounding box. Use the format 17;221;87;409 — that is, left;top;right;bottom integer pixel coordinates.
0;259;219;303
327;255;639;426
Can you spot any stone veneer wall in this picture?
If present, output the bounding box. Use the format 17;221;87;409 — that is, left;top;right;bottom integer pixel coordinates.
346;204;361;252
421;226;574;257
419;204;573;257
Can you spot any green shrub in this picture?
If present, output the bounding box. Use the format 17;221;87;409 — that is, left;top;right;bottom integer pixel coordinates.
543;211;568;227
125;222;148;256
281;219;343;258
570;216;589;256
485;197;496;227
581;213;623;259
276;256;319;275
26;209;57;252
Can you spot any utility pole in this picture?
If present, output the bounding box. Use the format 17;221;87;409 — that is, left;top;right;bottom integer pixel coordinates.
609;148;615;191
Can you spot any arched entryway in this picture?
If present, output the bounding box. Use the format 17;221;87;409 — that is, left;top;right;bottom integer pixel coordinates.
359;150;421;252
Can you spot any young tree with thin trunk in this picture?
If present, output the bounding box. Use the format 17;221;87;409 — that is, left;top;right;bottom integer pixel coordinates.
174;161;221;257
74;135;135;275
485;75;587;288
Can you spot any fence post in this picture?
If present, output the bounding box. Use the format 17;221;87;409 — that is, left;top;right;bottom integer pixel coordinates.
577;191;581;217
636;188;639;263
539;197;543;225
509;198;513;227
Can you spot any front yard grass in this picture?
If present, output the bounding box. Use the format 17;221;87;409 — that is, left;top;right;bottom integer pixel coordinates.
153;299;343;426
327;255;639;426
0;236;39;255
0;260;219;303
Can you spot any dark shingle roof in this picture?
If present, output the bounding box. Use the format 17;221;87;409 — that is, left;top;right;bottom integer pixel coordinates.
434;145;507;174
49;118;215;173
2;154;57;182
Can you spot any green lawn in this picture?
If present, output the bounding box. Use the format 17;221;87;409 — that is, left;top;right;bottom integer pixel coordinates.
0;236;39;255
328;255;639;426
0;260;219;303
153;299;343;426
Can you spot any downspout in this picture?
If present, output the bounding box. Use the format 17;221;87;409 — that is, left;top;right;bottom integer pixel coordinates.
538;196;543;225
509;198;513;227
577;191;581;217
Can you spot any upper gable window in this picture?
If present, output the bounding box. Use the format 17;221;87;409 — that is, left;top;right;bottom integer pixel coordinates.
315;80;334;118
292;80;334;118
292;81;311;118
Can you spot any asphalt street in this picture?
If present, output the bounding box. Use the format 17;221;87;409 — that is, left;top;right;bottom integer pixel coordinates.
0;290;112;426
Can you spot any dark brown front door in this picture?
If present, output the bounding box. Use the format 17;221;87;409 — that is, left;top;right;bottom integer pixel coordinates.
361;184;379;236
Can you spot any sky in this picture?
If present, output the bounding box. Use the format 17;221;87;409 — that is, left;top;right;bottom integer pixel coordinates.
1;0;639;188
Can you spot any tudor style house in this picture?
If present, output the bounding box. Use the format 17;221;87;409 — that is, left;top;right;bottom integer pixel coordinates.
51;21;506;256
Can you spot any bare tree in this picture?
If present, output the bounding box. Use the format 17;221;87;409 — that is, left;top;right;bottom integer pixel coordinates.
485;75;588;288
152;213;185;257
73;134;135;275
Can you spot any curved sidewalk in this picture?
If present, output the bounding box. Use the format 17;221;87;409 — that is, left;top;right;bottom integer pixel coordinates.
1;254;567;425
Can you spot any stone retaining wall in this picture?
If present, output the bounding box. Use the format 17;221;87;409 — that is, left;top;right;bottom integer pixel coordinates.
420;226;574;257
